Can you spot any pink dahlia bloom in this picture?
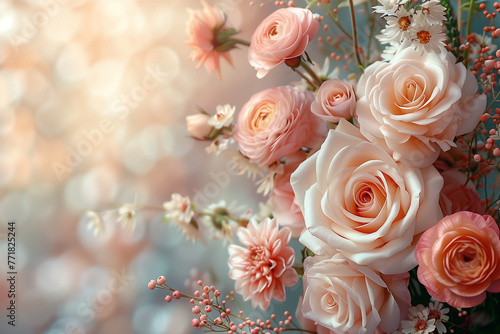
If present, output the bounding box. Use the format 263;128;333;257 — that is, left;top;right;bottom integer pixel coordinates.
416;211;500;308
228;218;298;310
185;0;235;79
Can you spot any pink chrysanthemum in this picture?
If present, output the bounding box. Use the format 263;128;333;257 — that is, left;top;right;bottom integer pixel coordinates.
185;0;235;79
228;218;298;310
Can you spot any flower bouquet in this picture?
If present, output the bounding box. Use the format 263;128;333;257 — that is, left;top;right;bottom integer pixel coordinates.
90;0;500;333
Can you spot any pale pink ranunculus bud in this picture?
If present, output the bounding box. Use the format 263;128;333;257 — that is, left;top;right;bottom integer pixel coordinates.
227;218;298;310
233;85;326;167
249;7;319;78
186;114;213;139
311;78;356;123
416;211;500;308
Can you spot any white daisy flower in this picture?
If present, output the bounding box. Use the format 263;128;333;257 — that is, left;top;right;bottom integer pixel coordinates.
163;193;195;224
208;104;235;129
373;0;409;16
378;8;414;44
409;18;447;53
420;0;446;25
401;317;436;334
428;301;450;334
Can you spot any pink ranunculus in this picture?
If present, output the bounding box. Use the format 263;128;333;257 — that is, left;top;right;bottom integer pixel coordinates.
416;211;500;308
291;119;444;274
300;253;411;334
227;218;298;310
356;48;486;168
269;152;307;238
185;0;234;79
233;85;326;167
186;114;213;139
311;78;356;123
249;7;318;78
439;169;485;216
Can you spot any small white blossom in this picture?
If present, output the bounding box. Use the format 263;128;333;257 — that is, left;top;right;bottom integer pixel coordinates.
117;203;136;230
206;135;235;155
200;200;239;241
224;150;265;180
85;210;104;235
408;19;447;54
401;305;436;334
163;193;195;224
208;104;235;129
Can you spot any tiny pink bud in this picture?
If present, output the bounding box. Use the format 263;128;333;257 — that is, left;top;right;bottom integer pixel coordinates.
165;295;172;302
186;114;213;140
172;291;181;299
192;306;201;314
205;305;213;312
156;276;167;285
192;318;200;328
147;280;157;290
197;280;203;286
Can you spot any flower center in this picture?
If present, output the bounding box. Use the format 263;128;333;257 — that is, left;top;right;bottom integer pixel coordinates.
414;319;428;331
417;30;431;44
429;309;441;320
398;16;411;31
216;112;225;120
179;202;188;212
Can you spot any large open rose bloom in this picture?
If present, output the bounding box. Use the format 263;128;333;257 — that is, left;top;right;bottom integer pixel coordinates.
416;211;500;308
233;85;325;166
291;120;443;274
300;253;411;334
356;48;486;168
249;7;318;78
227;218;298;310
185;0;234;78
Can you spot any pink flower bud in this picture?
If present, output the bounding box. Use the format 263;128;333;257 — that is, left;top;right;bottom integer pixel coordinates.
156;276;166;285
147;280;157;290
186;114;213;139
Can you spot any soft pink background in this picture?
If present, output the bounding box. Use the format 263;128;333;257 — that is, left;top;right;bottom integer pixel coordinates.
0;1;303;333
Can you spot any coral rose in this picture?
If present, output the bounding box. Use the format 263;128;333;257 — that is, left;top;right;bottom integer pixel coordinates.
439;169;485;216
233;85;325;167
270;152;307;238
291;120;443;274
227;218;298;310
311;78;356;123
300;253;411;334
416;211;500;308
356;48;486;168
249;7;318;78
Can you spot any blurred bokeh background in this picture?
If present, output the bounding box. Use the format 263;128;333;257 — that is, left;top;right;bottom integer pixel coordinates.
0;0;304;333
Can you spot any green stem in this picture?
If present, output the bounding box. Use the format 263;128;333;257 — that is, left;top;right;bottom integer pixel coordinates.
306;0;319;10
348;0;363;68
292;67;317;89
231;38;250;47
462;0;475;66
300;61;322;88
